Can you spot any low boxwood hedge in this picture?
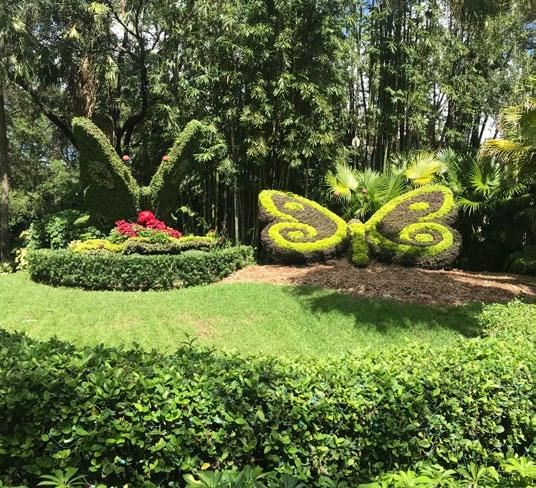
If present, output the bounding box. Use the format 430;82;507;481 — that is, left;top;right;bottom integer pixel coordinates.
26;245;254;290
0;302;534;486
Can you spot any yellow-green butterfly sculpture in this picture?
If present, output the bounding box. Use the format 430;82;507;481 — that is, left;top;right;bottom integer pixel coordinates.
258;185;461;269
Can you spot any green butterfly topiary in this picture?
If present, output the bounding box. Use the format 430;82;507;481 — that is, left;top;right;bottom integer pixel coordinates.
258;190;349;264
73;117;204;231
258;185;461;269
364;184;461;268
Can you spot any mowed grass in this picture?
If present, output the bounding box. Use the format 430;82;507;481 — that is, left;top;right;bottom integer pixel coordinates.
0;272;485;357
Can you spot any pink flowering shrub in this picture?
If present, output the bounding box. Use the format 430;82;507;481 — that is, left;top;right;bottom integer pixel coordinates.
114;211;182;240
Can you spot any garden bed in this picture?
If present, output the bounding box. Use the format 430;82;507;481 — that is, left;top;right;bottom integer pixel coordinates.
223;259;536;305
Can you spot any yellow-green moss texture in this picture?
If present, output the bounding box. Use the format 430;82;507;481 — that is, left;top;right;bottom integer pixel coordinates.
258;190;349;264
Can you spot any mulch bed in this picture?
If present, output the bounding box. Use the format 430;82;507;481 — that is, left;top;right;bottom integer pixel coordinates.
222;259;536;306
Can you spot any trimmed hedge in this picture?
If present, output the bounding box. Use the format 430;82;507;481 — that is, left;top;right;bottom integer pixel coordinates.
147;120;204;222
0;302;534;486
68;236;218;255
26;246;253;290
69;238;124;253
257;186;461;269
348;219;369;267
122;235;217;255
258;190;349;264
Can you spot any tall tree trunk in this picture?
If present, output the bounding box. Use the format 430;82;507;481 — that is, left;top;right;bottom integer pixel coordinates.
0;77;9;262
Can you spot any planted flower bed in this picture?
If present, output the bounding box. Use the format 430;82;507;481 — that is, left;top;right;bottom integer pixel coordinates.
27;211;254;290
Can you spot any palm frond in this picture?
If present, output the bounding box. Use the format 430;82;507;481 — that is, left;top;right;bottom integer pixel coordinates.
404;153;444;186
518;104;536;142
325;170;352;201
481;139;527;163
457;197;483;216
468;159;501;197
335;163;359;191
381;170;407;202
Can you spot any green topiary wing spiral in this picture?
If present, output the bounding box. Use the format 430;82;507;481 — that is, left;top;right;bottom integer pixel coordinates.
148;120;204;222
73;117;140;230
258;190;349;263
365;184;461;268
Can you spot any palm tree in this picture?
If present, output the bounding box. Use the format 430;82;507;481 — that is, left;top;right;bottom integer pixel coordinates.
390;151;445;187
481;92;536;175
325;163;406;220
438;148;535;270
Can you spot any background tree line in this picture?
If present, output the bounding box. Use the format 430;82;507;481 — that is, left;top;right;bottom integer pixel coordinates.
0;0;534;266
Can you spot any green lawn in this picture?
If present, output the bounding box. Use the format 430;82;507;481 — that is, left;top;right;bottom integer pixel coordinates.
0;272;486;357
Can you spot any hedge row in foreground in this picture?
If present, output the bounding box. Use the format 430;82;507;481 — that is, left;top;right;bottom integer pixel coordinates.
21;458;536;488
27;246;254;290
0;302;534;486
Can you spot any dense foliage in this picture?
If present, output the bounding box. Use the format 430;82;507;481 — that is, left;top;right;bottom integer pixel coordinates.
0;301;534;486
27;245;253;290
26;457;536;488
1;0;534;263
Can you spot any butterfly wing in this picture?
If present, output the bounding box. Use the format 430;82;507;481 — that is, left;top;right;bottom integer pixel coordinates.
258;190;349;264
148;120;204;222
365;184;461;268
73;117;139;230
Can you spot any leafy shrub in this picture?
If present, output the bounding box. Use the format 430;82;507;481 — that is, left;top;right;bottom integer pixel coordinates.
22;210;103;250
121;235;217;255
505;245;536;275
27;246;254;290
115;210;183;240
4;459;536;488
68;234;218;256
0;302;534;485
359;457;536;487
184;458;536;487
0;261;14;274
68;239;124;254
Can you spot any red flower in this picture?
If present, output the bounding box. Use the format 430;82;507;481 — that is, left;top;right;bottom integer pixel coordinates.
115;220;138;237
138;211;156;225
115;211;182;239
